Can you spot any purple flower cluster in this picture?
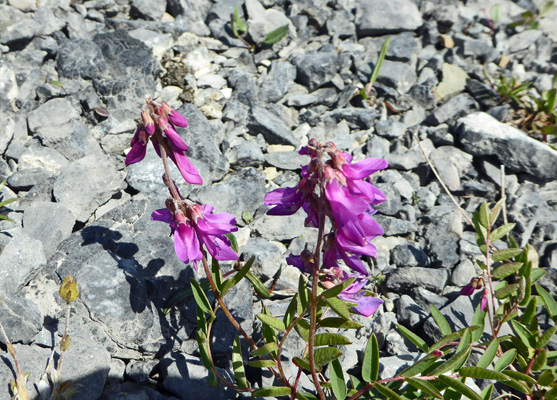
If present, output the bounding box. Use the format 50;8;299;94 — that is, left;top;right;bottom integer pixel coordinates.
127;98;238;268
265;139;387;317
460;277;488;311
126;98;203;185
152;198;238;269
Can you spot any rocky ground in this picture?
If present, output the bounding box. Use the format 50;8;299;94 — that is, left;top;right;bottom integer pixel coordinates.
0;0;557;399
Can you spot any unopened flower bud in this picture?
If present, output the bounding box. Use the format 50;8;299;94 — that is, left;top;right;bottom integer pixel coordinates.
431;349;443;357
59;274;79;303
60;334;71;352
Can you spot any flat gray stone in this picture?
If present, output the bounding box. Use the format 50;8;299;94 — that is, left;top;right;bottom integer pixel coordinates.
22;201;76;260
53;155;125;222
457;112;557;181
355;0;422;36
0;292;41;345
0;233;46;293
385;266;448;294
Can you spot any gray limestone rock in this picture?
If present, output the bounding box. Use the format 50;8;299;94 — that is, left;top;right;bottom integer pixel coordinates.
0;233;46;293
240;237;283;282
245;0;293;43
130;0;167;21
396;294;428;328
264;151;308;170
189;168;266;222
457;112;557;181
390;242;428;267
53;154;125;222
22;201;76;260
56;38;107;80
252;209;305;241
325;108;377;130
102;382;178;399
429;93;478;125
376;60;417;95
291;48;339;91
385;266;449;294
247;106;299;146
227;139;265;168
7;168;54;191
355;0;423;36
178;103;230;182
0;18;36;46
160;353;235;400
0;292;41;345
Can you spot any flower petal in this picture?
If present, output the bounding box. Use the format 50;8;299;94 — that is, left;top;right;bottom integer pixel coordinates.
169;110;188;127
164;125;189;152
125;141;148;165
151;208;173;223
169;151;203;185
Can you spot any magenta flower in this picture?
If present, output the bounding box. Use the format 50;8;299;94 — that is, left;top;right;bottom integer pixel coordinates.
152;200;238;269
460;277;488;311
266;139;386;278
126;98;203;185
327;271;383;317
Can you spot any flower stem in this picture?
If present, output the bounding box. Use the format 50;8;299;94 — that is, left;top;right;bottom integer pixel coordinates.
0;319;29;400
308;210;327;400
159;143;181;202
57;301;72;374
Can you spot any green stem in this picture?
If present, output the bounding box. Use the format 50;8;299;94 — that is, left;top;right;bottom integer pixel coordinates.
308;211;327;400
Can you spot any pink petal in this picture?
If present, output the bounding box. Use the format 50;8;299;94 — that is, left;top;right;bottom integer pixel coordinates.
342;158;388;180
151;208;172;223
174;223;202;264
169;110;188;127
201;235;238;261
170;151;203;185
125;141;147;165
164;126;189;152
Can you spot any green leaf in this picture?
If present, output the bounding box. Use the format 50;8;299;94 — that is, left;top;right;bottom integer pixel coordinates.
490;198;505;227
314;333;351;347
233;5;247;35
536;285;557;320
456;328;472;354
292;356;321;372
325;297;351;320
252;386;292;397
495;283;519;299
322;278;356;299
405;378;442;399
511;320;536;348
530;268;545;283
374;383;402;400
257;313;286;331
540;1;555;18
248;359;276;368
478;340;499;370
298;275;309;312
263;24;289;45
471;303;487;342
396;324;428;352
283;295;297;328
494;349;517;371
0;197;18;207
245;271;270;297
459;366;512;381
490;223;515;242
400;355;440;378
314;347;343;367
428;348;471;375
538;326;556;349
221;257;255;295
431;305;451;336
490;3;500;22
492;262;523;279
252;342;277;357
492;248;522;262
478;202;490;229
49;80;64;87
330;359;347;400
503;370;537;385
198;337;213;370
232;336;249;388
296;392;319;400
190;278;214;317
546;386;557;399
319;318;363;329
520;296;537;326
532;349;547;371
261;306;278;351
537;369;555;386
362;334;379;382
211;259;223;292
437;376;482;400
369;37;391;85
473;213;487;240
294;318;310;341
480;384;493;400
429;326;481;352
225;232;239;253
